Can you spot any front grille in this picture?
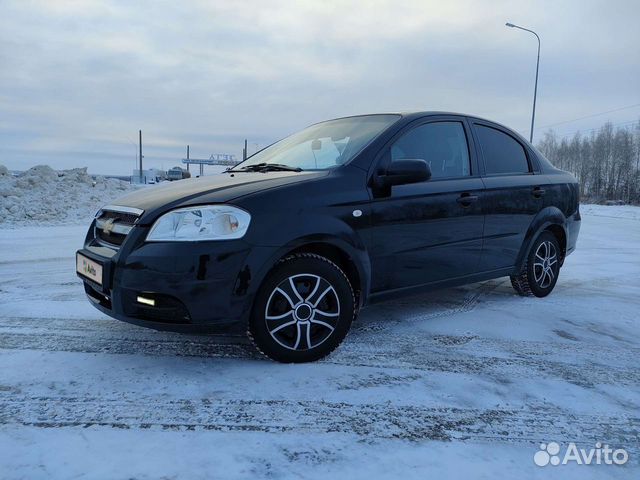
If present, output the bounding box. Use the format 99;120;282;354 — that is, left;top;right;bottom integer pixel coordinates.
96;228;127;246
94;205;143;248
100;210;139;225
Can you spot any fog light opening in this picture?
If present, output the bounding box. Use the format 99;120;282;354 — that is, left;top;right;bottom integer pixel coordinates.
136;295;156;307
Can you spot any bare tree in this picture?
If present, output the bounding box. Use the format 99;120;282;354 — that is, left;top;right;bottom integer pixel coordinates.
537;119;640;204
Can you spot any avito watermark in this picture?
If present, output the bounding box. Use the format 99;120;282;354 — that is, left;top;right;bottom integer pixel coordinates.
534;442;628;466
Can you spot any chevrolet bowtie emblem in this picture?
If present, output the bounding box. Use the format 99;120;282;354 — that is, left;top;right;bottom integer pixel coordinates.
102;218;116;234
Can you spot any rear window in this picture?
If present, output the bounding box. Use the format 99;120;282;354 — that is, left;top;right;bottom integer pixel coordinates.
476;125;530;175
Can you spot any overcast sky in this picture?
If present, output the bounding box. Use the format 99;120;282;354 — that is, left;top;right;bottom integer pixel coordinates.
1;0;639;175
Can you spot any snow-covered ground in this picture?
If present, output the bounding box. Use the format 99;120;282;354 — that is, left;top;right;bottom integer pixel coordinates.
0;205;638;479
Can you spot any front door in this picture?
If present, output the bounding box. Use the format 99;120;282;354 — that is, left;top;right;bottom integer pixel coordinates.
369;118;485;292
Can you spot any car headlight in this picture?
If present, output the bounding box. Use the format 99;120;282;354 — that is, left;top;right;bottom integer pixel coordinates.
146;205;251;242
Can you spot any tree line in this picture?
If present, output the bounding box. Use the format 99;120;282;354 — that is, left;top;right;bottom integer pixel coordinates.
536;120;640;204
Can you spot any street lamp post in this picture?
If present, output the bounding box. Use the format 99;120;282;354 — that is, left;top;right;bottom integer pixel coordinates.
506;22;540;143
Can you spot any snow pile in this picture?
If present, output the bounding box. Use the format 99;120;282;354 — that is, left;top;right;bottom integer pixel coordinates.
0;165;138;226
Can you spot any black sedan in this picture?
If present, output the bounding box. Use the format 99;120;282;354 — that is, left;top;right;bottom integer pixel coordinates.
77;112;581;362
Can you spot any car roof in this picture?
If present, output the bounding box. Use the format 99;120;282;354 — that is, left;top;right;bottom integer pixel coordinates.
398;110;512;125
309;111;531;147
398;111;531;144
322;111;510;127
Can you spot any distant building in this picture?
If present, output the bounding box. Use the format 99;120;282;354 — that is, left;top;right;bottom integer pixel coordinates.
131;168;166;184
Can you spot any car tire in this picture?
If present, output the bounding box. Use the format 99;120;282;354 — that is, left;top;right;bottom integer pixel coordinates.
510;231;561;298
248;253;356;363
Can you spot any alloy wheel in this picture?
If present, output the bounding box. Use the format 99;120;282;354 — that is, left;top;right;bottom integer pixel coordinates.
533;240;558;289
265;273;340;351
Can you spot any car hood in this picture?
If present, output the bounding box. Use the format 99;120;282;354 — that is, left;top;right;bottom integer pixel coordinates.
112;170;326;223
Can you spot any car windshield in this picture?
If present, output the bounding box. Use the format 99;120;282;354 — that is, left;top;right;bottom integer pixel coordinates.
232;114;400;171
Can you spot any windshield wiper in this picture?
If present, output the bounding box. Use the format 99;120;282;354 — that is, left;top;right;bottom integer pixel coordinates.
232;163;303;173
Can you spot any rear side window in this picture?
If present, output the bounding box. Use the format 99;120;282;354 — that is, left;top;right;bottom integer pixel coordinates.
475;125;530;175
390;121;470;179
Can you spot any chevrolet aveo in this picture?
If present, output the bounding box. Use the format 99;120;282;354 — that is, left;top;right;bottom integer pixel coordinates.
77;112;581;362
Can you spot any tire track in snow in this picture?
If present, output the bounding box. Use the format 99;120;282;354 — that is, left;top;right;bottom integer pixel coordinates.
0;257;71;266
0;393;637;450
333;337;640;388
1;316;639;387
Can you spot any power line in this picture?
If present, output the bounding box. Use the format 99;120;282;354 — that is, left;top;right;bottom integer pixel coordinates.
534;103;640;131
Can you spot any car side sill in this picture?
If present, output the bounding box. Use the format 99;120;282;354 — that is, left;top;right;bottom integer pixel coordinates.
367;267;515;304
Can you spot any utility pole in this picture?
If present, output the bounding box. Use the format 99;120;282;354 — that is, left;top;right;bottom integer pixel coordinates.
243;139;248;161
186;145;190;172
139;130;143;182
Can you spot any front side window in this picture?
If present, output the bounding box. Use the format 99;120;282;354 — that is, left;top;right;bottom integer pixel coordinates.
390;121;470;179
234;114;400;171
475;124;530;175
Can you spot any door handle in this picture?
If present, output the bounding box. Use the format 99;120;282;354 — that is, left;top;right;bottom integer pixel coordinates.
532;187;546;198
456;194;479;206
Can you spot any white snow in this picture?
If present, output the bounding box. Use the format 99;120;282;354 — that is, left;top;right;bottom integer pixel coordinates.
579;203;640;220
0;205;639;479
0;165;138;226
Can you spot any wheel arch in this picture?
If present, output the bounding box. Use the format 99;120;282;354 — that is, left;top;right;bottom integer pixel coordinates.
249;235;371;312
283;242;365;305
515;207;569;272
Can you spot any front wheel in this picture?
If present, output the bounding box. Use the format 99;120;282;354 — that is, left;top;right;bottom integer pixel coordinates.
511;231;561;298
248;253;356;363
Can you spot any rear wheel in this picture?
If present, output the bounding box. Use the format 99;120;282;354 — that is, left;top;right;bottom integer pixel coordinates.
510;231;561;298
248;253;356;363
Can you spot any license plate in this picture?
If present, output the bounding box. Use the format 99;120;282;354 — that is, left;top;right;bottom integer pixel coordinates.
76;253;103;285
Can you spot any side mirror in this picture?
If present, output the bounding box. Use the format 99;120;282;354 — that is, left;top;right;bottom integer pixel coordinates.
381;159;431;187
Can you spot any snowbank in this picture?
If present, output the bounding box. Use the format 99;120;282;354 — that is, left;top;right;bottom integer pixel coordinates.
0;164;138;226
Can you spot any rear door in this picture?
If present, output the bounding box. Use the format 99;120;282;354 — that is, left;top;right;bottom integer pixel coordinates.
470;120;546;271
369;116;485;292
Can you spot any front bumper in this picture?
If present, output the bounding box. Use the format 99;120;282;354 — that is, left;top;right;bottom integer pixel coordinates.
77;223;266;333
